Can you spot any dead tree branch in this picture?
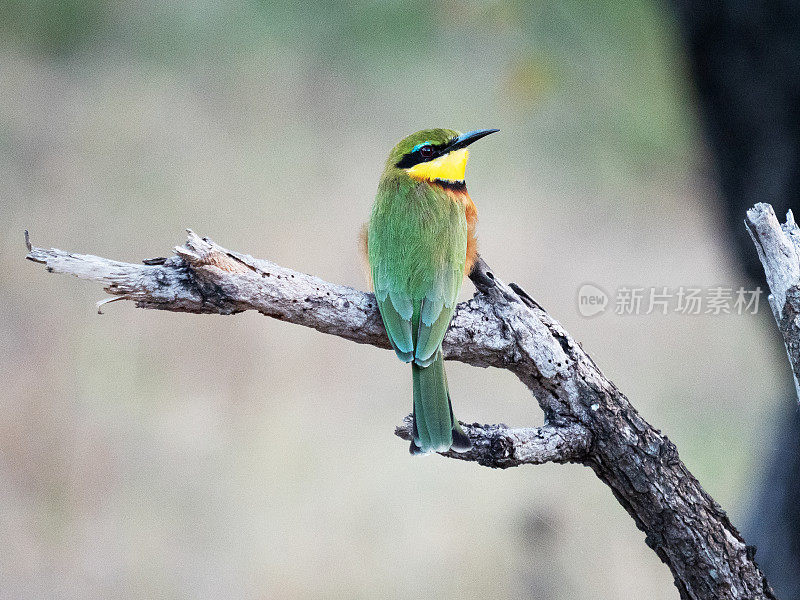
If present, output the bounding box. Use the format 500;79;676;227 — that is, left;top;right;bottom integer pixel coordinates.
746;203;800;403
394;418;591;468
25;229;775;600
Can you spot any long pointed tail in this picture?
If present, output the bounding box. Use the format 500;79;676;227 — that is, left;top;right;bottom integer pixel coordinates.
410;348;472;455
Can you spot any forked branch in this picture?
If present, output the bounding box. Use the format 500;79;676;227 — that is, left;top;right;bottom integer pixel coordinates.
25;229;775;600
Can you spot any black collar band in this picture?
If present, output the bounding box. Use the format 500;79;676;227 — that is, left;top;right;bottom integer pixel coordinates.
432;179;466;191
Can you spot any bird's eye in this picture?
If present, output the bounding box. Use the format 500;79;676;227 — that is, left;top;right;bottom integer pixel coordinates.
419;145;434;159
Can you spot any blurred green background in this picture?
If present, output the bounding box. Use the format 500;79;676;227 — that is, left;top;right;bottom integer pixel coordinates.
0;1;786;598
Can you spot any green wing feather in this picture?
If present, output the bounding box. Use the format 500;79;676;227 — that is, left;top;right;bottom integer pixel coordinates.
368;179;466;365
415;265;462;366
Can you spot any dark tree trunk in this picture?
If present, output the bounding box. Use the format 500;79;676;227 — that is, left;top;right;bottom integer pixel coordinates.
748;402;800;600
670;1;800;596
671;0;800;282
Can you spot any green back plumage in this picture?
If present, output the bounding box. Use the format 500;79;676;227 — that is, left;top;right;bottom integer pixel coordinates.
368;129;472;455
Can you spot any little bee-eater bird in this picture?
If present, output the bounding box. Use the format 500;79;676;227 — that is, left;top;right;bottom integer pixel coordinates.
366;128;498;455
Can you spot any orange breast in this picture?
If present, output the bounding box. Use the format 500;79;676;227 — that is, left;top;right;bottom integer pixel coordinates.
440;186;478;276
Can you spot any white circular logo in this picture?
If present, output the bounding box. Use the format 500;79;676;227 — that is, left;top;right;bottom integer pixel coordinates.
577;283;608;317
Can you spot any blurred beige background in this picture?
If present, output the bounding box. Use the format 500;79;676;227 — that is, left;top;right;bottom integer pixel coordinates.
0;1;787;598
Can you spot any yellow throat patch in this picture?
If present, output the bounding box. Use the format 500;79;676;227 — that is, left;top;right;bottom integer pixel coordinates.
406;148;469;182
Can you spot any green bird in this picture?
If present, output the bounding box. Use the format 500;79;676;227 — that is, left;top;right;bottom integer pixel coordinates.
365;128;498;455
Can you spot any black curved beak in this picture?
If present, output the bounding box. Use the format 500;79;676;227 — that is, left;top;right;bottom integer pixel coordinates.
445;129;499;152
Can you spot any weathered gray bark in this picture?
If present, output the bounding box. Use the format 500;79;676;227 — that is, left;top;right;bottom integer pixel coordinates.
746;203;800;403
25;230;775;600
394;418;591;469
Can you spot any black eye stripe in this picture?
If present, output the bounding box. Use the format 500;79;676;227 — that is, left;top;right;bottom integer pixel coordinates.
395;138;456;169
